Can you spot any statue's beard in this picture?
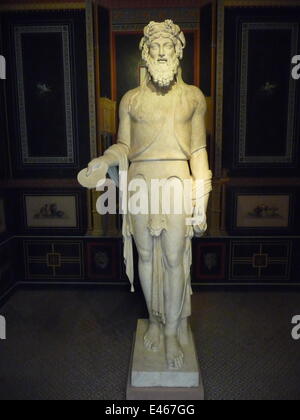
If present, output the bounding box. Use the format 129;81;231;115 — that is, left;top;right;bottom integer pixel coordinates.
146;56;180;88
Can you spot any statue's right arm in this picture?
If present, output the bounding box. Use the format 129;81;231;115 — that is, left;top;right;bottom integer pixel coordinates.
87;92;131;176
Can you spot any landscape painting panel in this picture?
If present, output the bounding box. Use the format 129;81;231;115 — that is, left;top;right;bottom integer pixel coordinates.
25;195;77;228
236;195;290;228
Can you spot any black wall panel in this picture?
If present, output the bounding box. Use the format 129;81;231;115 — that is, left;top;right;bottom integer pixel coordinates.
1;9;90;178
200;4;212;97
0;239;18;298
223;7;300;176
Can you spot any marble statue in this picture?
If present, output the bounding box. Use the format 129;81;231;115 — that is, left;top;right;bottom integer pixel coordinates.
78;20;212;371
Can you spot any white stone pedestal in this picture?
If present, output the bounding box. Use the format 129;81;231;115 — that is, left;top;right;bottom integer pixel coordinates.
126;319;204;400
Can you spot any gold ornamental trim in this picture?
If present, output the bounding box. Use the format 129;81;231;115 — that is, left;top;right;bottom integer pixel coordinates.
0;3;85;11
99;98;116;135
224;0;300;6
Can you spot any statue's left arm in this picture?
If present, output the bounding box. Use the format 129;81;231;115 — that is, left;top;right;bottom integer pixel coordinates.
189;88;213;231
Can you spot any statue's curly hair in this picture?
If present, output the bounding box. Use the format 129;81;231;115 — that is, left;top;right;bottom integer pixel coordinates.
139;20;186;61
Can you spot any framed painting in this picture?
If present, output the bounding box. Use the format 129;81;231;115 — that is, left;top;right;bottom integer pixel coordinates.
25;195;77;228
227;187;297;235
236;194;291;229
21;190;87;234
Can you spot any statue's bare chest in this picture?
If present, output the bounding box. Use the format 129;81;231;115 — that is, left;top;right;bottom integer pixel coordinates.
130;90;195;125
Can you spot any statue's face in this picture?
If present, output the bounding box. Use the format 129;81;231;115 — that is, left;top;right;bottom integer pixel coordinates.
145;35;180;88
149;37;176;65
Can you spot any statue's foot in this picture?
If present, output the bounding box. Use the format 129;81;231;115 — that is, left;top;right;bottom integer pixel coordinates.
178;318;190;347
144;321;161;352
165;335;184;369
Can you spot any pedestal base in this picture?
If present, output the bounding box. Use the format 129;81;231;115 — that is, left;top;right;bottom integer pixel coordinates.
126;319;204;400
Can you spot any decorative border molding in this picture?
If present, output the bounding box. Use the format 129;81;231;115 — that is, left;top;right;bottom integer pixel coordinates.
14;25;75;164
111;7;200;31
85;0;97;159
99;0;209;8
112;22;199;31
238;22;298;164
24;240;84;280
229;240;292;281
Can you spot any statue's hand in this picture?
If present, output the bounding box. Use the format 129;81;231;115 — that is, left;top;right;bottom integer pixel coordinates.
192;203;207;236
78;157;109;189
87;157;108;177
